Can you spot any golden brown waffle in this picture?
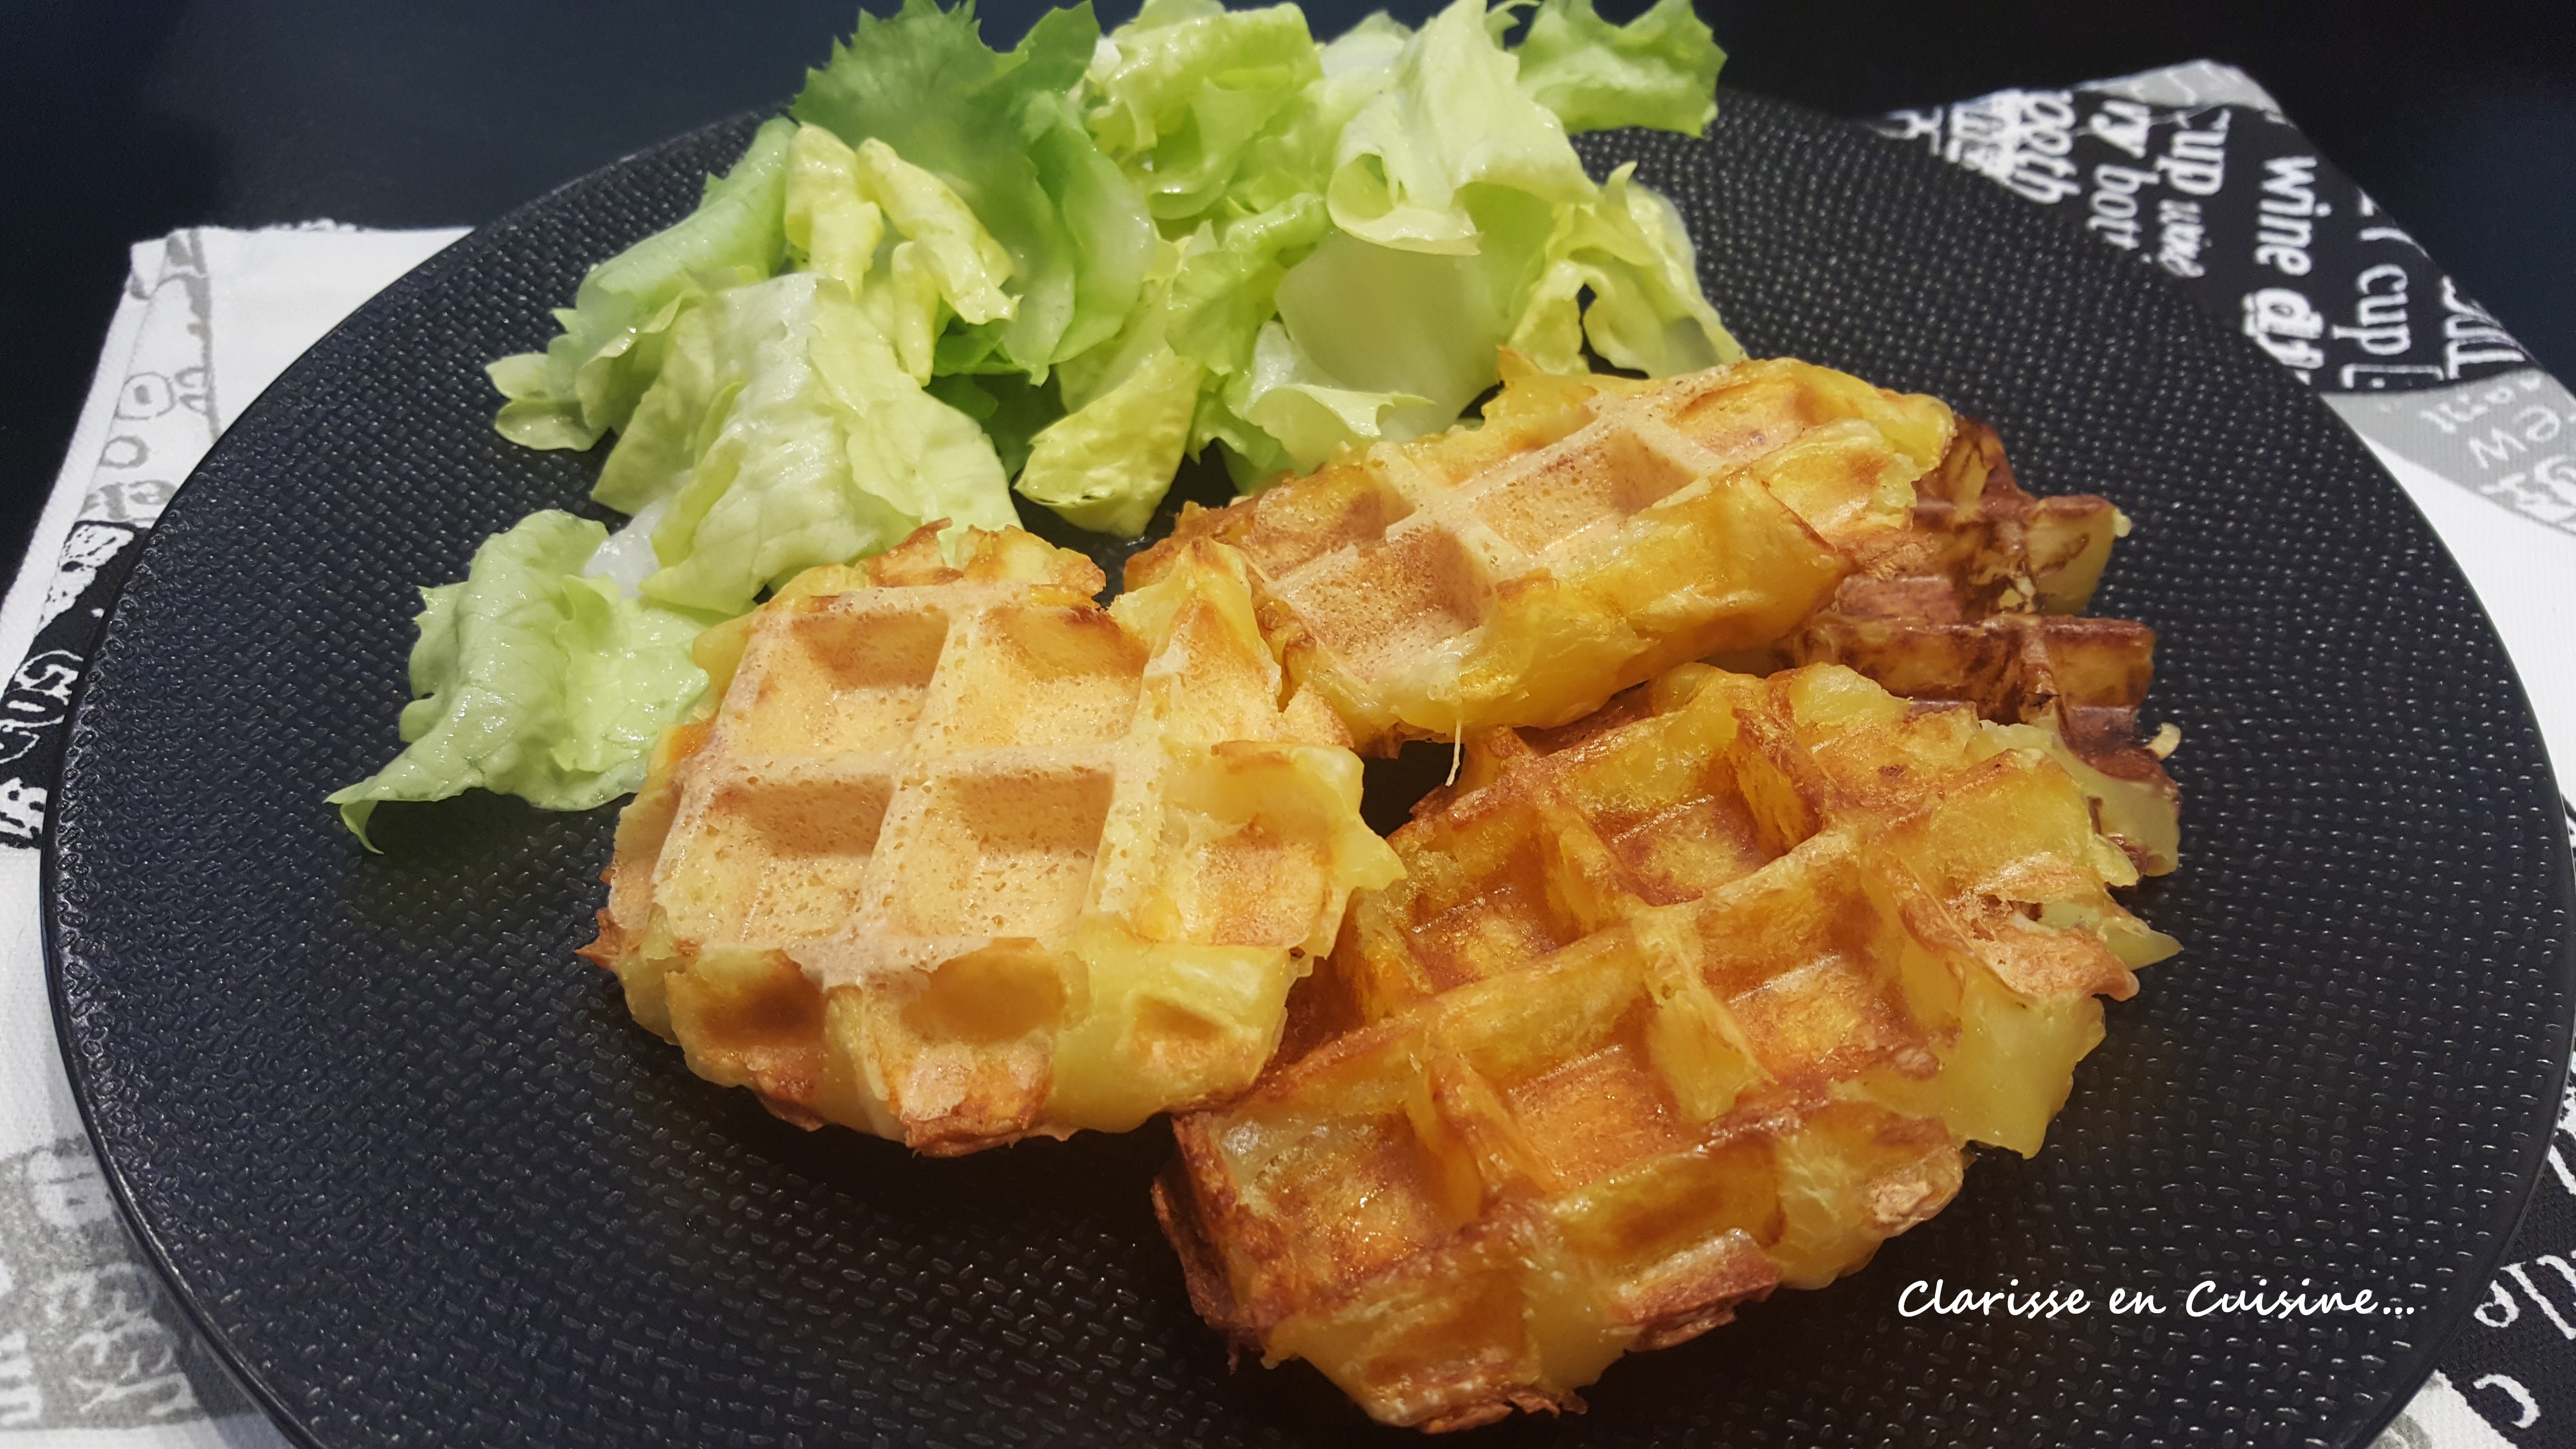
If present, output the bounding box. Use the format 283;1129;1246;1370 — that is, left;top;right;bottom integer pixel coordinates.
1155;662;2177;1429
1127;357;1964;753
581;526;1401;1154
1791;610;2178;874
1787;417;2179;872
1823;414;2127;621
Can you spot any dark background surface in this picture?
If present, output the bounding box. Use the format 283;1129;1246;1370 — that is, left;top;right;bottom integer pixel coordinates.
5;0;2575;603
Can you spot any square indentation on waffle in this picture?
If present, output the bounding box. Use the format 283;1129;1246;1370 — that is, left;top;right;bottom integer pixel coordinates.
876;765;1116;941
1465;429;1697;556
913;602;1146;751
1226;460;1418;580
1135;744;1372;951
674;763;894;943
728;597;950;757
1689;837;1952;1088
1439;933;1703;1192
1211;1030;1481;1302
1268;523;1494;682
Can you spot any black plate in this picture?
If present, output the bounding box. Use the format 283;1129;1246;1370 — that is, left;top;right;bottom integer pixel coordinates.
48;96;2576;1448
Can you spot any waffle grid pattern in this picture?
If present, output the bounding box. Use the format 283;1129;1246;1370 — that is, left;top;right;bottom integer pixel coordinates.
600;531;1399;1154
1160;663;2172;1428
1137;359;1955;751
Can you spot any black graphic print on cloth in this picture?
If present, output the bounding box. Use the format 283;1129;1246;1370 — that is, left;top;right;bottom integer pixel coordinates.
0;517;149;846
1874;69;2576;548
0;229;209;847
0;1138;252;1428
2431;1047;2576;1447
1875;76;2533;393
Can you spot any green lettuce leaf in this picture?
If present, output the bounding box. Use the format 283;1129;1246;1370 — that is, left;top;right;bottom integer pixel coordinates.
1046;232;1187;413
1324;0;1593;255
1015;343;1205;536
1164;194;1332;386
1235;320;1430;472
1191;378;1299;489
926;371;1064;476
1015;191;1333;522
1511;0;1724;136
636;272;1017;614
851;133;1019;326
328;511;714;846
489;117;798;451
1084;0;1321;222
793;0;1156;374
590;297;724;515
787;122;1020;383
1117;0;1730;481
1278;184;1551;415
785;120;888;289
1193;12;1412;223
1208;180;1553;475
1509;161;1741;375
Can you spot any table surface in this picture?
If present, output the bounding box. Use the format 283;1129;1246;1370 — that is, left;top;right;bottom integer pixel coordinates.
4;0;2572;593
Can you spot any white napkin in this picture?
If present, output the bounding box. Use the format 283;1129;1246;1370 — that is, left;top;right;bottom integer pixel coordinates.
0;223;460;1446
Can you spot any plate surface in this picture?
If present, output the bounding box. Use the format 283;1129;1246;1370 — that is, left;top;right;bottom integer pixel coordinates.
49;97;2576;1447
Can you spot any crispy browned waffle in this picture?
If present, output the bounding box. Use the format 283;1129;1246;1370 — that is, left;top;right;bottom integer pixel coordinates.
1787;417;2179;873
1129;350;2175;869
581;526;1400;1153
1154;661;2177;1430
1127;357;1964;753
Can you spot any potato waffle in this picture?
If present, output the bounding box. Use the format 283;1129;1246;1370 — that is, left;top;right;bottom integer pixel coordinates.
582;526;1401;1154
1824;413;2128;621
1127;357;1964;752
1791;611;2178;874
1155;661;2177;1429
1789;416;2179;873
